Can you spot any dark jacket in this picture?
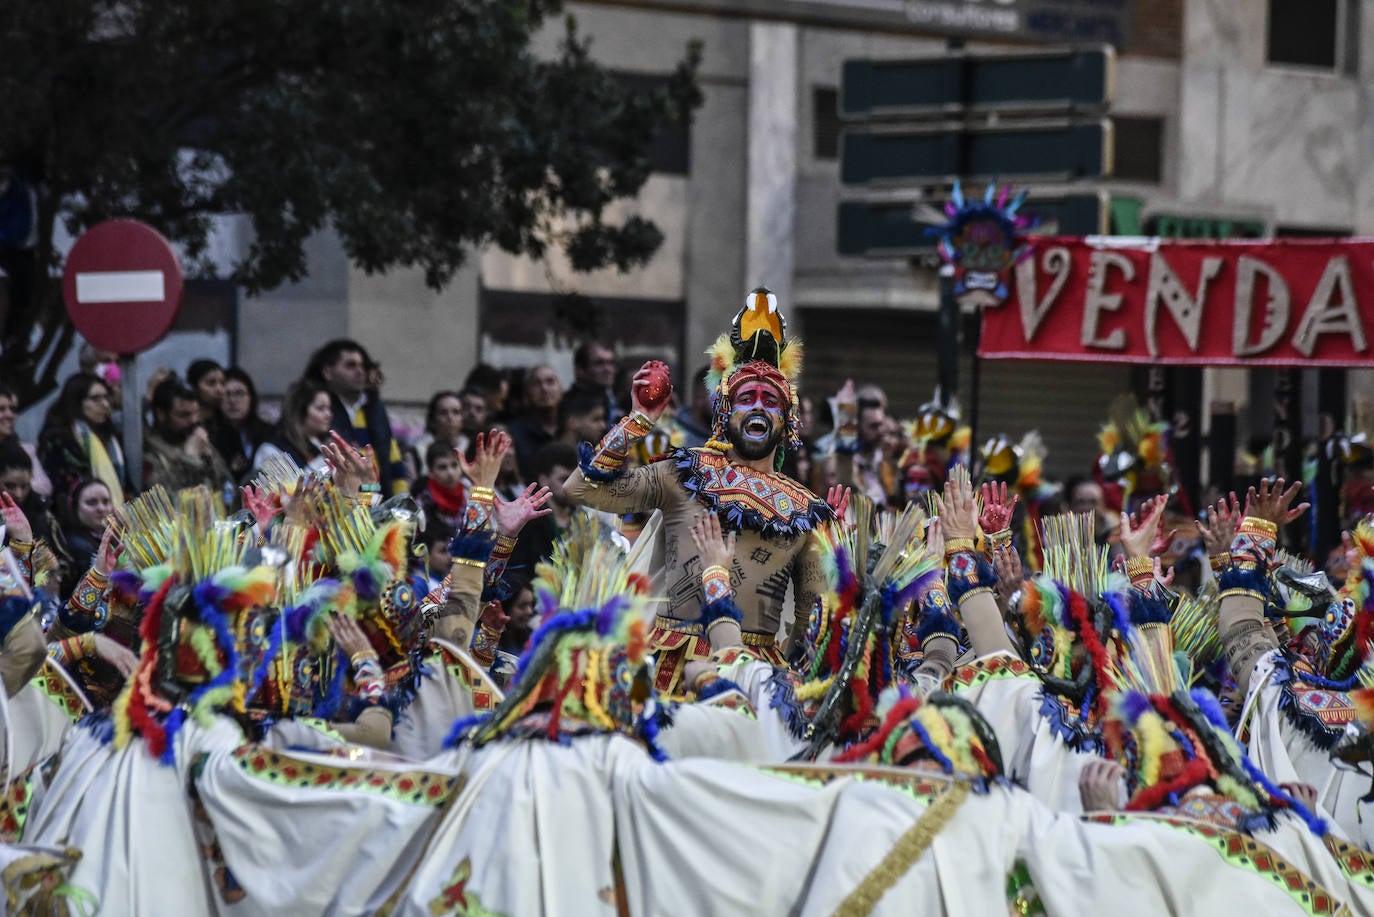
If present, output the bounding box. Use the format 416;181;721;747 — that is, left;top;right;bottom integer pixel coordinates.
329;390;409;495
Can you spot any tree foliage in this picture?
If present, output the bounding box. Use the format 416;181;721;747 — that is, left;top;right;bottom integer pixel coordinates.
0;0;702;404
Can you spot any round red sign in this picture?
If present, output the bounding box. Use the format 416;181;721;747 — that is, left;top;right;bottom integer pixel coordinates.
61;219;185;354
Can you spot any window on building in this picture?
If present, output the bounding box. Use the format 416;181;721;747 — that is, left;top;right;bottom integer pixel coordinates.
616;72;691;175
1111;116;1163;184
1275;225;1352;238
813;86;840;161
1267;0;1360;73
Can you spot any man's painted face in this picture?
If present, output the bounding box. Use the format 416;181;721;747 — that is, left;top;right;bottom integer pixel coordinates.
726;380;785;461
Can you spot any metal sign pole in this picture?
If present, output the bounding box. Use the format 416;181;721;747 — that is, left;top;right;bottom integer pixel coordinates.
936;263;959;409
120;355;142;493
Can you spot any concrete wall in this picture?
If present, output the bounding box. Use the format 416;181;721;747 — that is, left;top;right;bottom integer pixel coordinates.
1178;0;1372;231
237;223;350;396
229;0;1373;424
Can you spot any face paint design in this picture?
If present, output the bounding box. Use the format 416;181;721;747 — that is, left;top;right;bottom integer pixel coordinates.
725;381;786;461
727;406;784;460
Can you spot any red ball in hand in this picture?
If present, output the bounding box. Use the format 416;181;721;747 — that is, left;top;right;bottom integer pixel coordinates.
639;361;672;411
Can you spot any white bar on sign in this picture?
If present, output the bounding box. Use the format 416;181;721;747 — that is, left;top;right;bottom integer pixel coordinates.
75;270;165;304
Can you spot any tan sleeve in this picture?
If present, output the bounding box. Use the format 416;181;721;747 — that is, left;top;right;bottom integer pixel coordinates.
959;590;1018;659
563;460;674;516
786;533;828;654
331;706;394;749
913;633;958;685
1218;594;1277;697
1;615;45;697
431;561;486;648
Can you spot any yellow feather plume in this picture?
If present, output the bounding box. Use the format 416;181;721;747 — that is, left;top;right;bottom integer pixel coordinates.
777;339;803;385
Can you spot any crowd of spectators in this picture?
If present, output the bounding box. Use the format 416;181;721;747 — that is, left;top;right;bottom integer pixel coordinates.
7;336;1370;608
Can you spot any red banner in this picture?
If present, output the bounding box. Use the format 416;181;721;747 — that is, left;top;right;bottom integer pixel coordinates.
979;237;1374;366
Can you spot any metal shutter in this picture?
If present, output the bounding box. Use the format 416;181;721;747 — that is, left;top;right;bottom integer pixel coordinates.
797;307;1131;480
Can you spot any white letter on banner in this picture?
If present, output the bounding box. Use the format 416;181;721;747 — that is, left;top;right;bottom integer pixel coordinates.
1231;256;1289;357
1292;256;1368;356
1014;246;1071;342
1145;252;1222;356
1081;250;1134;350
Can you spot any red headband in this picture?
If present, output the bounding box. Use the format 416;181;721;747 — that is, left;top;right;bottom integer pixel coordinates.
724;361;790;403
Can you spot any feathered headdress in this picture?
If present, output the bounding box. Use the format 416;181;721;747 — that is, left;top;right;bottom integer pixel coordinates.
1318;546;1374;683
448;535;665;758
111;490;283;764
798;502;942;757
1096;394;1173;506
704;287;804;464
1106;624;1326;836
835;687;1004;789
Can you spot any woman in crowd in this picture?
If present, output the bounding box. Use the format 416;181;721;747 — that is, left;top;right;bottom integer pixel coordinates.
251;379;333;476
0;383;52;498
38;372;126;505
187;360;235;466
409;390;465;478
220;366;273;480
54;477;113;598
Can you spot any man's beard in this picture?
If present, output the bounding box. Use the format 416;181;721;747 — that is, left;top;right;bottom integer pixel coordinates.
160;425;191;445
727;410;784;462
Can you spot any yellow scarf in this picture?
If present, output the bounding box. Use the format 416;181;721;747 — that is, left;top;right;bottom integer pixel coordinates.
83;428;124;505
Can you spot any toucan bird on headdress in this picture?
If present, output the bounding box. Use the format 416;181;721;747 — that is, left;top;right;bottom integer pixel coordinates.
704;286;805;461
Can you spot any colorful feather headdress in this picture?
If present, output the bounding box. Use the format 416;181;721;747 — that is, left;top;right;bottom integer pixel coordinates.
799;501;942;757
449;533;665;758
704;287;804;463
1318;547;1374;684
836;686;1004;789
111;489;280;764
1106;623;1325;836
1096;394;1174;507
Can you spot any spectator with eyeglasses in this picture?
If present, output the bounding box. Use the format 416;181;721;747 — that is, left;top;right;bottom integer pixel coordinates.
218;367;273;481
38;372;128;505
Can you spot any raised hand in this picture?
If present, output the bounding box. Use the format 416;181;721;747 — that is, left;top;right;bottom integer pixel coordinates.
325;612;376;661
992;545;1024;613
478;599;511;632
923;517;945;563
825;484;852;522
689;511;736;571
935;476;979;541
1195;492;1241;556
241;484;280;530
0;492;32;544
94;524;120;576
457;431;510;489
322;433;377;497
92;634;139;677
978;481;1020;534
493;483;553;536
1243;477;1309;527
629;361;673;423
1119;495;1168;560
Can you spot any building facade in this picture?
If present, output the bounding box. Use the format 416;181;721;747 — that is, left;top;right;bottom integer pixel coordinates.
234;0;1374;482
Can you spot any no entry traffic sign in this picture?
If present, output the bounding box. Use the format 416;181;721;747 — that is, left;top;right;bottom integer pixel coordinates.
61;219;184;354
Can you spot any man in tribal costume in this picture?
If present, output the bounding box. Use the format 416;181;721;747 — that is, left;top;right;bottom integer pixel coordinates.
564;289;835;692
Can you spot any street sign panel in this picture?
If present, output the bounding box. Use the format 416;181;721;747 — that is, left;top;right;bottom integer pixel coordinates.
841;120;1113;185
838;192;1109;258
843;48;1114;120
61;219;184;354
